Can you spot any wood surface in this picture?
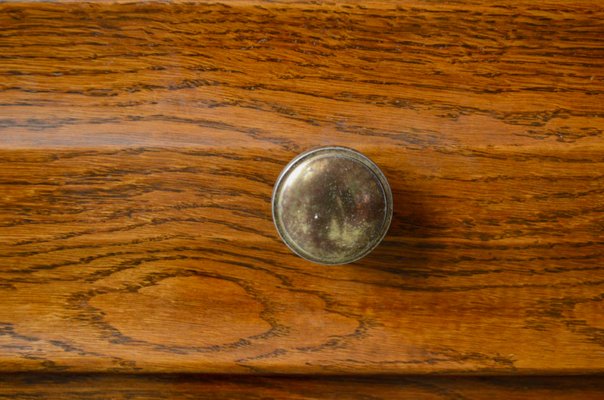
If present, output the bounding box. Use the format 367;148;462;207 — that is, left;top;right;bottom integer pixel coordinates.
1;374;603;400
0;0;603;375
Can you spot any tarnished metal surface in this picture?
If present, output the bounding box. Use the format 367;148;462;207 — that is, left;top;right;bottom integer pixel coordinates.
272;147;392;264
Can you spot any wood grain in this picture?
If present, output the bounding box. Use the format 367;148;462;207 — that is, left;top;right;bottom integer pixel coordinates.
0;1;603;374
1;374;604;400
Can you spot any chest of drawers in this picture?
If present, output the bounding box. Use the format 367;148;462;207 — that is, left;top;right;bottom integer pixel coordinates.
1;0;603;397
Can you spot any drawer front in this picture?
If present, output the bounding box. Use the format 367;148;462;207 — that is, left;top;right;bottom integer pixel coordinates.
0;1;603;374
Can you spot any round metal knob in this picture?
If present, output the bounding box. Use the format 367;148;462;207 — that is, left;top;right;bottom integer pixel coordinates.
272;146;393;265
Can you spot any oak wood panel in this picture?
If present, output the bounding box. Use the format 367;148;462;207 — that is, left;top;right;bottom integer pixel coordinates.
1;374;604;400
0;1;603;374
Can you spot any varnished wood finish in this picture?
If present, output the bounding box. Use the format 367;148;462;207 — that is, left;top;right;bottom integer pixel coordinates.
1;1;603;375
1;374;604;399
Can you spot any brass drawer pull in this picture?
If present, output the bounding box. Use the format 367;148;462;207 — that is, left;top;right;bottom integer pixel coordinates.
272;146;393;265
